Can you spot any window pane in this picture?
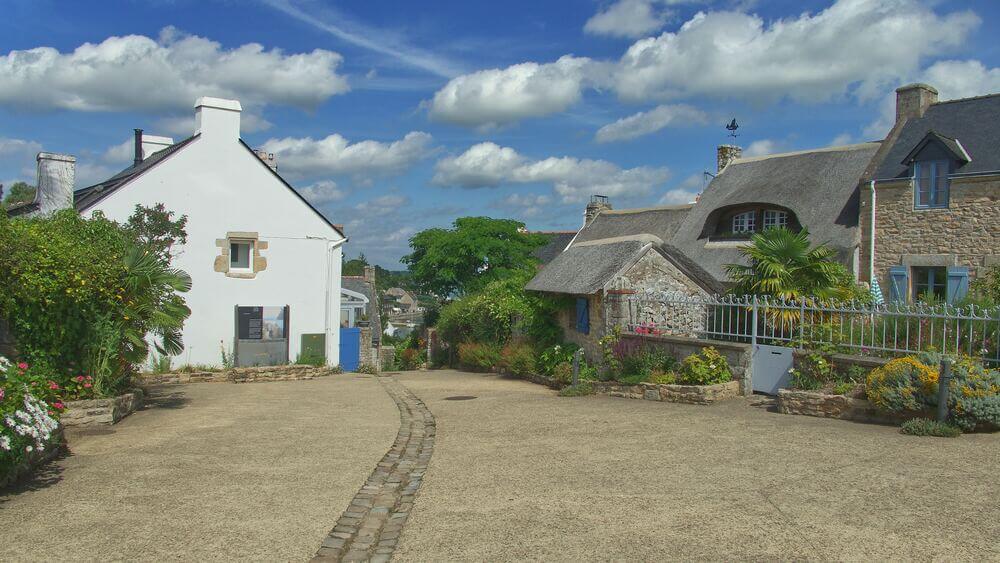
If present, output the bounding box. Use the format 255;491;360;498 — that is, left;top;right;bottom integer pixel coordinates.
763;210;787;229
732;211;756;233
230;242;251;269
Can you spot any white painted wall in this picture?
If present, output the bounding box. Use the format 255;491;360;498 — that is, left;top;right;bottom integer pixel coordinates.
83;98;344;367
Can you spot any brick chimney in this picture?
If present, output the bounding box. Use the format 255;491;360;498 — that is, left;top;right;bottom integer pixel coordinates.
585;195;612;225
895;83;938;124
717;144;742;172
35;152;76;215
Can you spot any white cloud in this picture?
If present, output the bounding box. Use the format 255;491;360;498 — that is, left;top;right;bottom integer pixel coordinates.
491;193;553;218
743;139;780;157
296;180;345;205
434;142;670;203
829;133;854;147
863;59;1000;139
0;137;42;158
428;56;606;127
658;173;704;204
584;0;674;39
261;131;435;179
0;137;42;186
615;0;979;103
101;139;134;164
595;103;708;142
0;26;349;113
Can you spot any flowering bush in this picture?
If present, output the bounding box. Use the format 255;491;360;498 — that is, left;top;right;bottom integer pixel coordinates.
788;352;836;391
1;356;62;477
457;342;501;372
866;357;938;413
538;343;579;376
499;342;537;377
676;347;732;385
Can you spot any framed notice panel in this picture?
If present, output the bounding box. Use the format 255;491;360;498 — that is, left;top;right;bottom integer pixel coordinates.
234;305;289;366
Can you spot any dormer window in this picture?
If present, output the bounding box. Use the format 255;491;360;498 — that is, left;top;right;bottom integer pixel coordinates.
914;160;950;208
763;210;788;229
732;211;756;233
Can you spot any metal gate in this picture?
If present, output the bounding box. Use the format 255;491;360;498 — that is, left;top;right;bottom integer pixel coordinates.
752;344;793;395
340;327;361;372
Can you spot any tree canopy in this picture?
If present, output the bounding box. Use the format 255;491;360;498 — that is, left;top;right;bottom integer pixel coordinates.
1;182;36;206
401;217;547;298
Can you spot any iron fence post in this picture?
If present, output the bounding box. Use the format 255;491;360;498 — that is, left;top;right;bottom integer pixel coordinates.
798;299;805;347
751;295;758;348
937;358;953;423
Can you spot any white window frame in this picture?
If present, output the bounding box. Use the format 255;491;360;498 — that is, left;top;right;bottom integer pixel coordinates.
732;211;756;233
763;209;788;230
229;240;255;274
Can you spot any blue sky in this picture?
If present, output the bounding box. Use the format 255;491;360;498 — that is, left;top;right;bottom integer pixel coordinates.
2;0;999;266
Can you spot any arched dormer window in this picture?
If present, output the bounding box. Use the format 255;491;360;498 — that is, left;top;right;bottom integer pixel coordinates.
708;204;799;240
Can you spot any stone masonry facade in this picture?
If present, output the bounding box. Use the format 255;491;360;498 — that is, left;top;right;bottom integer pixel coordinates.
862;176;1000;285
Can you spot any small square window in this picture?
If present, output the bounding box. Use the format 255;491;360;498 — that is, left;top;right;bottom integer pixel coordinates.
230;241;253;272
912;266;946;302
732;211;756;233
763;210;788;230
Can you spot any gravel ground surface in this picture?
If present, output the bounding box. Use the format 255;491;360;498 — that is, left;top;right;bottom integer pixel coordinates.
394;370;1000;562
0;375;398;562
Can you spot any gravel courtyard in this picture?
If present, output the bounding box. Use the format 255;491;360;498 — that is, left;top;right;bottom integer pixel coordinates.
0;376;398;562
1;370;997;561
394;370;1000;562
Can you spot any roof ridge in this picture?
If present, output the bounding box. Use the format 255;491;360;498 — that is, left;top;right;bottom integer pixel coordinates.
932;91;1000;107
600;203;693;215
732;141;880;165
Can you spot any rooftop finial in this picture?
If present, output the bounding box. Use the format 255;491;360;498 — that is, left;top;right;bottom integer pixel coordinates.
726;118;740;139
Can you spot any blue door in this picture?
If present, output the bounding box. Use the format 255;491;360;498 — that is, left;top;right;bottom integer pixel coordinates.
340;327;361;371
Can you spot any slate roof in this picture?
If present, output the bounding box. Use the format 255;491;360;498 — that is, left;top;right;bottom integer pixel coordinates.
74;135;199;212
876;93;1000;179
525;240;648;295
671;142;880;281
4;200;39;217
532;231;576;265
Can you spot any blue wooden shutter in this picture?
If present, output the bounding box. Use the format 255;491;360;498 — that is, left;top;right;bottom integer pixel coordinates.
576;297;590;334
946;266;969;304
888;266;909;303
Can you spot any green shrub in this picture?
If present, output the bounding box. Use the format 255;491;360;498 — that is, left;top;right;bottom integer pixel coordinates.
295;351;326;367
788;352;836;390
538;343;579;376
457;342;501;372
934;355;1000;431
558;382;594;397
866;357;938;413
148;353;173;374
500;342;536;377
832;381;855;395
396;348;422;370
1;356;62;478
552;362;573;384
650;371;676;385
900;418;961;438
676;347;732;385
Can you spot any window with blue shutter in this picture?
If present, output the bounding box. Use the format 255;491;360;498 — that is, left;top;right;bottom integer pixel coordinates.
888;266;909;303
575;297;590;334
946;266;970;304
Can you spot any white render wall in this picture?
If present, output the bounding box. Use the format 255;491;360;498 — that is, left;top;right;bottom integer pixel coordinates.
83;107;343;368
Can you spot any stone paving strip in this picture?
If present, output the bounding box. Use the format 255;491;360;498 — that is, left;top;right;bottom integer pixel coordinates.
313;376;435;562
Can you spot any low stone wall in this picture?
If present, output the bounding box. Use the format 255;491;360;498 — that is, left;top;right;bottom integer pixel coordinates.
777;389;929;424
621;334;753;395
523;372;563;389
139;364;340;385
62;389;144;427
592;380;741;405
0;428;65;490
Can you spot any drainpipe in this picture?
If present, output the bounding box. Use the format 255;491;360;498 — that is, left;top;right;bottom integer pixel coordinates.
869;179;877;284
315;236;348;366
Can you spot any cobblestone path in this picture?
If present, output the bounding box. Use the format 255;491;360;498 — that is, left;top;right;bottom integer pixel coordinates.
313;377;435;562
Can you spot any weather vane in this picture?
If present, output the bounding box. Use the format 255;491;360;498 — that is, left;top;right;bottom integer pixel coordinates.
726;118;740;139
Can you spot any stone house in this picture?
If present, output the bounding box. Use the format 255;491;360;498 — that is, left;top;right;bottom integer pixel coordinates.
527;139;881;355
342;266;381;369
7;97;348;367
861;83;1000;303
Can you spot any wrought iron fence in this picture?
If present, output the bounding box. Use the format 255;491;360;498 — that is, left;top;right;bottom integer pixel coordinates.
607;291;1000;366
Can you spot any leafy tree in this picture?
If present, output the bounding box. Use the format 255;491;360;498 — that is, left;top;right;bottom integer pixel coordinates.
1;182;36;206
724;228;860;302
342;253;369;276
402;217;547;297
123;203;188;264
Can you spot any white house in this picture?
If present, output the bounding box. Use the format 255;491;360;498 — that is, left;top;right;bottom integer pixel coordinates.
13;97;346;367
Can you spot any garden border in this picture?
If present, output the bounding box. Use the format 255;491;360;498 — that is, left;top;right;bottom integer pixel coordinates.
139;364;340;385
776;389;932;425
0;428;65;490
61;389;144;427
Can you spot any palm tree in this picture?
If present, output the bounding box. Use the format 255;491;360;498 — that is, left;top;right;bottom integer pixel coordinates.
725;228;854;302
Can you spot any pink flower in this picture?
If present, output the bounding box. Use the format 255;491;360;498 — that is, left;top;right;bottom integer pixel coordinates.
53;402;64;410
17;362;28;370
85;376;93;381
49;381;60;390
76;375;85;382
83;383;92;389
0;388;4;400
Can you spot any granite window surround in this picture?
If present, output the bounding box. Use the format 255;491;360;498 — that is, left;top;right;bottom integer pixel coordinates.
214;231;268;279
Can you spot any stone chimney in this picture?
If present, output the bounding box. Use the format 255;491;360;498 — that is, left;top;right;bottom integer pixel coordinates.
363;265;376;284
717;144;742;172
254;149;278;172
585;195;612;225
195;97;242;140
35;152;76;215
895;83;938;124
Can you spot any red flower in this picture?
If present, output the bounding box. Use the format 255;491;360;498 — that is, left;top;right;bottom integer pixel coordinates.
76;375;85;382
17;362;28;370
49;381;60;390
53;401;65;410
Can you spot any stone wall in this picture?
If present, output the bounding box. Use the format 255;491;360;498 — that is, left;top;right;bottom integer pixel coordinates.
593;380;740;405
359;325;376;370
140;364;340;385
379;346;396;371
557;293;605;360
606;251;709;337
861;176;1000;284
777;389;929;424
620;334;753;395
62;389;144;427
